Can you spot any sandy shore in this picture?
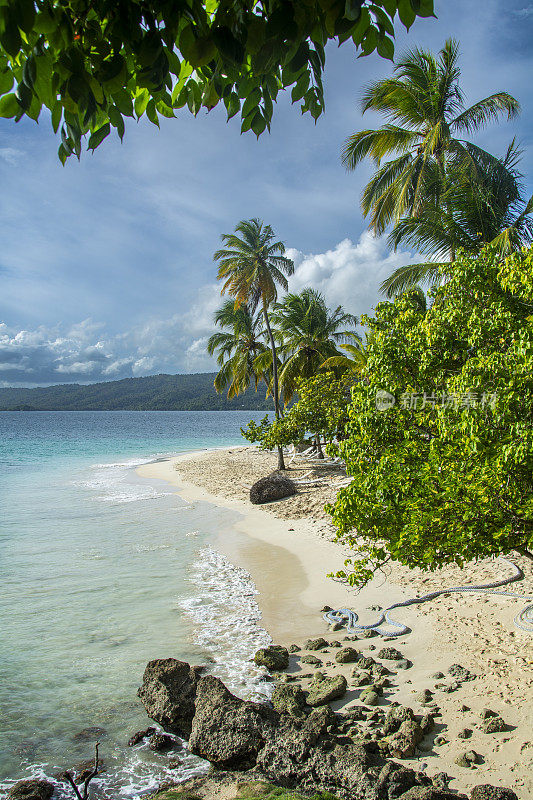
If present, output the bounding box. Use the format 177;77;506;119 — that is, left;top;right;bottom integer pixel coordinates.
138;447;533;798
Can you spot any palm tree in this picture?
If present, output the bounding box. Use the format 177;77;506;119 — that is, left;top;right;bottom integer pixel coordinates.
342;39;520;280
214;218;294;470
321;342;367;377
381;142;533;296
207;300;268;399
264;288;359;402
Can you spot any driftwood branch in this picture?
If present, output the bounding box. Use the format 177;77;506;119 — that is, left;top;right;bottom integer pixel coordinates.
65;742;99;800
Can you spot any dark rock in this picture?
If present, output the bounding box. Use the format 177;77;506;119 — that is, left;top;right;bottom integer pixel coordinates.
480;708;497;719
396;659;412;669
470;786;519;800
481;716;508;734
359;689;380;706
455;750;479;768
358;656;376;670
416;690;434;705
359;629;377;638
128;727;156;746
377;647;403;660
320;605;332;613
420;713;434;735
300;654;322;666
306;673;347;706
432;772;451;788
399;789;466;799
335;647;360;664
431;672;445;679
254;645;289;672
73;726;106;741
383;706;415;735
138;658;202;737
189;675;278;769
330;640;342;648
149;732;175;752
352;671;372;686
388;720;424;758
250;474;296;504
371;664;390;677
54;758;106;785
271;684;307;717
457;728;472;739
288;644;300;653
448;664;475;681
304;637;328;651
7;780;54;800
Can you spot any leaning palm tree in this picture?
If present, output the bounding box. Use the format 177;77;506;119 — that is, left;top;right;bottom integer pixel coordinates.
207;300;268;399
342;39;520;285
321;342;367;377
381;142;533;295
214;218;294;469
264;288;359;402
342;39;519;242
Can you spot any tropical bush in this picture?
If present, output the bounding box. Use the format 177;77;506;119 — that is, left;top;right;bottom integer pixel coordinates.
328;245;533;586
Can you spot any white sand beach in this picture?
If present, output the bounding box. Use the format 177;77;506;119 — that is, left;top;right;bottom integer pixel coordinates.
138;447;533;799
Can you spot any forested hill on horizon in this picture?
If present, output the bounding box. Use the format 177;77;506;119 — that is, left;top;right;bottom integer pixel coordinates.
0;373;275;412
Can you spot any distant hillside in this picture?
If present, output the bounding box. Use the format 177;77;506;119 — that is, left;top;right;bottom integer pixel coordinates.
0;373;275;411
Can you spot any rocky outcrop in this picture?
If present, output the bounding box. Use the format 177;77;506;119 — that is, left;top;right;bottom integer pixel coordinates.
254;645;289;671
470;787;519;800
306;672;347;706
250;474;296;504
7;780;54;800
271;684;307;717
137;658;203;737
335;647;359;663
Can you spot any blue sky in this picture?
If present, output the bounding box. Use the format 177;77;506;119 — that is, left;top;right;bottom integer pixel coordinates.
0;0;532;386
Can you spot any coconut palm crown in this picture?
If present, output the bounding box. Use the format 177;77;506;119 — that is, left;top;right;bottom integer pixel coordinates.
342;39;520;239
207;300;268;399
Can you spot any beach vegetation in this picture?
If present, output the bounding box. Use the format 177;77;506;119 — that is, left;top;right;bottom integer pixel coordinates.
214;218;294;469
0;0;434;161
327;245;533;586
342;39;532;296
259;288;360;402
207;300;269;399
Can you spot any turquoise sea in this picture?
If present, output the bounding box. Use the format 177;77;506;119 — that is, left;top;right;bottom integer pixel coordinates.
0;411;271;797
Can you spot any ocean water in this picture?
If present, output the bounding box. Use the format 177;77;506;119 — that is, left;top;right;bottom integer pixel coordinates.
0;411;272;797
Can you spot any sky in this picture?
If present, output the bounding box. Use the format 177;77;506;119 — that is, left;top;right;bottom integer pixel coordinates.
0;0;532;387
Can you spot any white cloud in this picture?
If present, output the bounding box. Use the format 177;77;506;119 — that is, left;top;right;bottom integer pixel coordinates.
0;147;23;165
287;232;421;321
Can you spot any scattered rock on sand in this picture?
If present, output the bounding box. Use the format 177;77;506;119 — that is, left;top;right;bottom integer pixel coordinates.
480;708;497;719
470;786;519;800
358;656;376;670
304;637;328;651
359;630;377;638
352;671;372;686
416;689;434;705
377;647;404;660
448;664;476;682
396;659;413;670
138;658;203;737
481;715;508;734
359;689;380;706
249;473;297;504
300;654;322;666
419;713;434;734
454;750;479;768
7;780;54;800
288;644;300;653
335;647;360;664
306;672;347;706
457;728;472;739
388;719;424;758
254;645;289;671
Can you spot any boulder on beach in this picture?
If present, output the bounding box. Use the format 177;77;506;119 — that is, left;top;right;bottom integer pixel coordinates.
306;672;347;706
335;646;360;663
304;637;328;651
271;684;308;716
249;473;296;504
137;658;203;737
7;780;54;800
470;787;519;800
254;645;289;671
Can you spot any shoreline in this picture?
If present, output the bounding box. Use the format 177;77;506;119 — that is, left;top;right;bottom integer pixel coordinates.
138;446;533;798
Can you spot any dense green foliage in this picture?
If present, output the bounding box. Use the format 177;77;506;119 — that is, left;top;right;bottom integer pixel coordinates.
151;781;338;800
241;372;351;450
0;0;434;161
0;372;275;411
342;39;532;296
328;246;533;586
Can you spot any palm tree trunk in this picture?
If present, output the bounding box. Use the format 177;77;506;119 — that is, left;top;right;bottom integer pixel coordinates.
262;300;285;471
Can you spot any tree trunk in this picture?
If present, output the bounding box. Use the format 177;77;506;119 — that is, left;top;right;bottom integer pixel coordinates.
316;435;324;458
263;301;285;471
